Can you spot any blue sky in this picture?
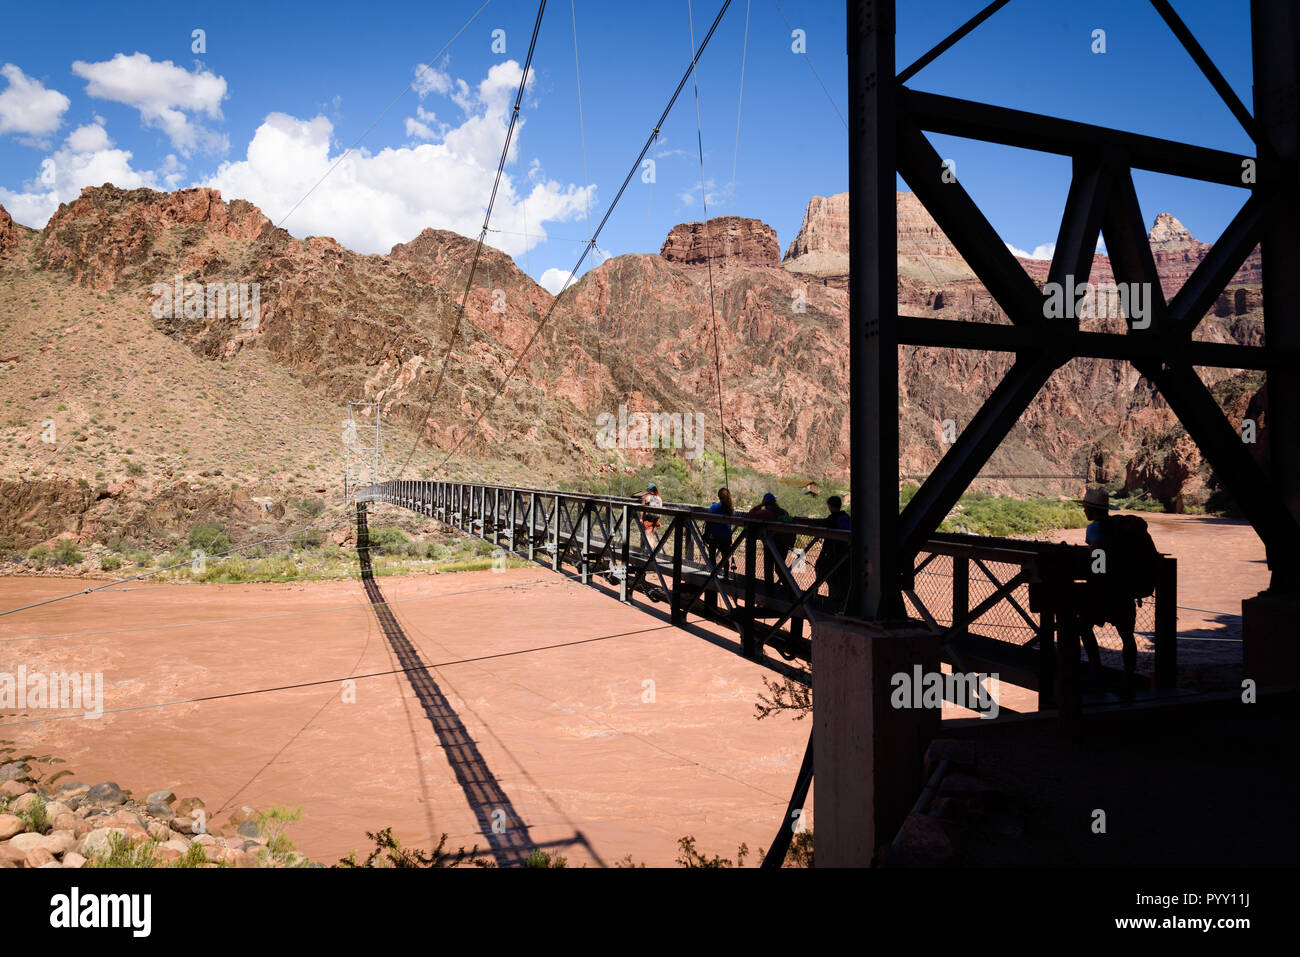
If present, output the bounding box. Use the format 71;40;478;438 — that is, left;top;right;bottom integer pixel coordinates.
0;0;1256;290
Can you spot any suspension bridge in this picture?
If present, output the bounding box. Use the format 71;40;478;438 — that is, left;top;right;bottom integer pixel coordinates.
2;0;1296;869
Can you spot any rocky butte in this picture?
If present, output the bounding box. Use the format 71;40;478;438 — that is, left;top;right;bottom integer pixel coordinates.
660;216;781;268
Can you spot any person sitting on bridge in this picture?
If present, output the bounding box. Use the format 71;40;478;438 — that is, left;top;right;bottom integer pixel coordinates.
749;493;795;589
1075;486;1160;700
816;495;852;613
640;483;663;548
705;487;735;579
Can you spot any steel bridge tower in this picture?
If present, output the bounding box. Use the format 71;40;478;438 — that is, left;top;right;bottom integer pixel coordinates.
819;0;1300;865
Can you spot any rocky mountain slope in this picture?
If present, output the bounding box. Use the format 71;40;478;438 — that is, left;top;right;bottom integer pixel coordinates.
0;183;1267;550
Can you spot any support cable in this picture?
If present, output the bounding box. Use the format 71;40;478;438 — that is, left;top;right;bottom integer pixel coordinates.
395;0;549;481
430;0;734;475
687;0;731;488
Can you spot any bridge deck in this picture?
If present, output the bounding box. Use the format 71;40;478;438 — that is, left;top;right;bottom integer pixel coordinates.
359;480;1180;717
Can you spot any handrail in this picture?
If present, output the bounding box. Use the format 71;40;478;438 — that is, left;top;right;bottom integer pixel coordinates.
355;478;1178;709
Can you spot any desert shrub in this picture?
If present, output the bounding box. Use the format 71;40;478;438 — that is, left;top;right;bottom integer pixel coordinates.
523;849;568;868
253;805;305;866
260;556;300;580
53;539;83;565
292;529;324;550
297;498;325;518
336;827;492;868
100;555;122;572
170;841;208;868
19;795;50;834
366;526;410;555
675;835;751;868
188;522;230;554
784;830;814;867
87;832;160;869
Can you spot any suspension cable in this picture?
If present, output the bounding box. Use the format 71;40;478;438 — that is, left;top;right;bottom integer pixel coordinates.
395;0;549;481
430;0;734;475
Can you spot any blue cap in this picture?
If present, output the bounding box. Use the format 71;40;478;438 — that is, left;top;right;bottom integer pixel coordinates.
762;492;776;504
647;483;657;490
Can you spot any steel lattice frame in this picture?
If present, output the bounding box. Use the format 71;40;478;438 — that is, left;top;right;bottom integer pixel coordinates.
847;0;1300;619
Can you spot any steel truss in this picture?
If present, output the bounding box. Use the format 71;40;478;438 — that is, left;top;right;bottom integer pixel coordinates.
359;479;1178;712
850;0;1300;617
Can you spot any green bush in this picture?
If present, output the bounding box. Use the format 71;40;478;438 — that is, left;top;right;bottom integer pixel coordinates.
100;555;123;572
297;498;326;518
188;522;230;554
53;539;83;565
19;795;50;834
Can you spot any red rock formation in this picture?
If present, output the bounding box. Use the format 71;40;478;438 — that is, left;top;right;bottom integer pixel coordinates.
37;186;272;290
10;183;1269;509
0;203;15;257
660;216;779;268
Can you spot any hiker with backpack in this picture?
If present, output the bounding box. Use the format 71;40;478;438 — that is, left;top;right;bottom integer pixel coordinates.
1075;487;1161;699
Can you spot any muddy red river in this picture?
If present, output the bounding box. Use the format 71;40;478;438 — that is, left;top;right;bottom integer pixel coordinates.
0;513;1263;866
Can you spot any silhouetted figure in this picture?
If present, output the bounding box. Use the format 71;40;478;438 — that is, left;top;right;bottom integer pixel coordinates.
705;486;735;580
1075;487;1160;700
816;495;851;613
749;492;793;591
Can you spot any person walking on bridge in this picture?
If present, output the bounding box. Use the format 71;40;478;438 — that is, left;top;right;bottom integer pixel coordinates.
639;483;663;548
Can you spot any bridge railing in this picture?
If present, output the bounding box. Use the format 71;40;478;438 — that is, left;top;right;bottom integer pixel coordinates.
358;480;1177;710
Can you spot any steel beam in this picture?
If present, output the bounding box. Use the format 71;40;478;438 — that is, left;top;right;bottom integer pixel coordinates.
1167;193;1269;334
1252;0;1300;591
848;0;901;618
1136;362;1299;571
899;317;1284;368
1099;166;1169;332
903;89;1256;187
899;353;1060;558
897;119;1044;324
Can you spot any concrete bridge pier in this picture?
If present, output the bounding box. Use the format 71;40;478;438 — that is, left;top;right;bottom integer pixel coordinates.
812;618;941;866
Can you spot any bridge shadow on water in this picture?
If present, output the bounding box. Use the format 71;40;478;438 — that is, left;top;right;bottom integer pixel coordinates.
355;503;594;867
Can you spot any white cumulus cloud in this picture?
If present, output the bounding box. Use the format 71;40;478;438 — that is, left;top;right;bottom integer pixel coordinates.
0;118;163;227
537;267;573;294
71;52;228;154
0;64;70;140
206;60;592;257
1005;241;1056;261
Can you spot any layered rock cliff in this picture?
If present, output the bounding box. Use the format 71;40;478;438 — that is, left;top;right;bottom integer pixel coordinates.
660;216;780;268
0;181;1270;551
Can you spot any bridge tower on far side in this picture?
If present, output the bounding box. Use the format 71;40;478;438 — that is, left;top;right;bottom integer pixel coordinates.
343;401;384;503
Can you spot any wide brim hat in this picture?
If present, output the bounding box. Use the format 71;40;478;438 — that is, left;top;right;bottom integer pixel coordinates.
1074;487;1110;510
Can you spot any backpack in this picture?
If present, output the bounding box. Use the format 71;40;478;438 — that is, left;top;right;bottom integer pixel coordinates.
1100;515;1161;599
